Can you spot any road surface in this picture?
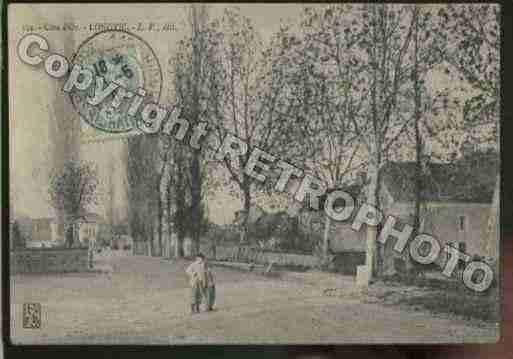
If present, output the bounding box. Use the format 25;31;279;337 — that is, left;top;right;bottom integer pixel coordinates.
10;252;499;344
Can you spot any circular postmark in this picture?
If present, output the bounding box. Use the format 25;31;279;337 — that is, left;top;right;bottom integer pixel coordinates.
70;30;162;134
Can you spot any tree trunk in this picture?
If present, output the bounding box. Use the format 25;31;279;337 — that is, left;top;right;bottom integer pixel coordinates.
166;170;179;259
366;157;380;280
190;151;201;255
410;8;422;274
486;173;500;259
322;214;331;263
175;151;186;259
157;184;163;257
291;217;299;250
149;222;155;256
240;184;251;243
166;172;172;259
485;108;500;262
189;5;205;257
175;233;184;258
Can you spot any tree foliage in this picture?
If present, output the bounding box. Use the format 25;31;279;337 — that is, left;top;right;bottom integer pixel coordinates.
438;4;499;134
48;160;99;218
270;5;366;187
126;135;160;244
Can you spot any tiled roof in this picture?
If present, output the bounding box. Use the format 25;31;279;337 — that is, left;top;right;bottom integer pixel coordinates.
381;153;498;204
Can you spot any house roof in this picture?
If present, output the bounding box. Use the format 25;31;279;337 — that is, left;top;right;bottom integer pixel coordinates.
302;184;364;213
381;153;498;204
255;211;289;227
11;210;31;220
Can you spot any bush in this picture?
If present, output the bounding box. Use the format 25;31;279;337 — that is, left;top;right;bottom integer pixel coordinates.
332;252;365;275
11;221;26;249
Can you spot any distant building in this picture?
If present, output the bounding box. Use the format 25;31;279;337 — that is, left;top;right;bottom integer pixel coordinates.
75;212;105;248
17;217;61;248
13;212;104;249
233;205;266;227
295;185;366;274
9;215;30;249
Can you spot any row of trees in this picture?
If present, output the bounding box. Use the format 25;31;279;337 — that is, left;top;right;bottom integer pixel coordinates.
125;4;499;279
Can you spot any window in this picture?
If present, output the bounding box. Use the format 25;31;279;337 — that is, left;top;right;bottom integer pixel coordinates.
446;242;467;270
458;242;467;269
458;215;466;231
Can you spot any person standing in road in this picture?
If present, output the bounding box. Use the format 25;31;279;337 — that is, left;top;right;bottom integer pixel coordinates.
203;259;216;311
185;253;207;314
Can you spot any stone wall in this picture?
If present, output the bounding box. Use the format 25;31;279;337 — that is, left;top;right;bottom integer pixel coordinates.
10;248;88;274
200;244;320;268
132;241;149;255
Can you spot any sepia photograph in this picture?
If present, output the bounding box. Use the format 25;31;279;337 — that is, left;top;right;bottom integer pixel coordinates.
6;3;500;345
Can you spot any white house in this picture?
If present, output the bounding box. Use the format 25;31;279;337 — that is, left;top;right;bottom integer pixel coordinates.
75;212;104;247
290;154;498;275
378;159;498;274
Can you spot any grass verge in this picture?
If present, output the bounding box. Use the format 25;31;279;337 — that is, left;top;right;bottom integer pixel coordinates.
372;275;500;323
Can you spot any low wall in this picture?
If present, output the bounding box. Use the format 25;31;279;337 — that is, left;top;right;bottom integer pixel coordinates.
10;248;89;274
132;241;149;255
200;244;320;268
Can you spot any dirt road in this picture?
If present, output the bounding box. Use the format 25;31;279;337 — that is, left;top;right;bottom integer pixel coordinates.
10;252;499;344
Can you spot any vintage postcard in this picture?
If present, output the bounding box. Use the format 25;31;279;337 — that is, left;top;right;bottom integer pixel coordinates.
6;3;500;344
